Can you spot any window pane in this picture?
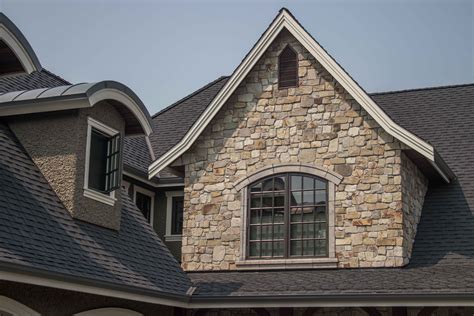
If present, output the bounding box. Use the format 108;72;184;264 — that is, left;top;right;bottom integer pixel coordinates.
274;176;286;191
290;240;302;256
274;224;284;239
273;241;284;257
250;209;261;224
302;207;314;222
261;225;272;240
291;175;302;190
274;192;285;207
262;193;273;208
171;196;184;235
261;241;272;257
290;208;302;222
251;195;261;208
303;177;314;190
303;239;315;256
274;209;284;223
251;182;262;192
262;209;272;224
315;206;326;221
135;192;151;221
315;240;327;256
302;223;315;238
249;242;260;257
315;190;326;204
250;225;261;241
290;191;302;206
262;178;274;191
88;130;108;192
315;178;326;190
316;222;327;239
303;191;313;205
290;223;302;238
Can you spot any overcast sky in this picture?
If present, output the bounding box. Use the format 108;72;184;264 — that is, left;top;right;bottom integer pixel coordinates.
1;0;472;114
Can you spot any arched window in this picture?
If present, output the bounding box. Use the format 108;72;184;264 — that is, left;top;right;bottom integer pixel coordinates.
247;173;328;258
278;45;298;89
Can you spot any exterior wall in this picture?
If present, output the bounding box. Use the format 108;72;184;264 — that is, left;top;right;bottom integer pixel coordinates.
0;280;172;316
8;102;125;230
181;30;428;271
401;153;429;260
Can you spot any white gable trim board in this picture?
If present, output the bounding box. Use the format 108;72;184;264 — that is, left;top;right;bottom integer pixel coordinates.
148;9;449;182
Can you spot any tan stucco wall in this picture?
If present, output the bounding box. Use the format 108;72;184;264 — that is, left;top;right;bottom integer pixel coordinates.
8;102;125;230
180;30;428;271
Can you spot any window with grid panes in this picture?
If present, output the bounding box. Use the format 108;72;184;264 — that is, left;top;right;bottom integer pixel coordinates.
247;173;328;258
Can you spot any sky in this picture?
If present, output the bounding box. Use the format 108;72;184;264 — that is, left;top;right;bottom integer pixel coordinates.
1;0;472;114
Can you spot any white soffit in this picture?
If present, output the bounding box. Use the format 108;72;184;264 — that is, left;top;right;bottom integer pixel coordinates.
148;9;437;179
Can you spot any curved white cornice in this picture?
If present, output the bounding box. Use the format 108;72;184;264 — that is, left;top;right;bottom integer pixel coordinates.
0;13;42;73
148;9;440;180
0;295;40;316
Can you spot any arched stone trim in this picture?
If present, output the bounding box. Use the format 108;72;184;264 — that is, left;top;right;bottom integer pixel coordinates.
235;163;339;269
0;295;40;316
0;13;42;73
234;163;343;192
74;307;143;316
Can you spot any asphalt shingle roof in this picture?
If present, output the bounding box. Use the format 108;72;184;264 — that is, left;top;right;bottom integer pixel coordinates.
0;121;191;295
0;69;70;93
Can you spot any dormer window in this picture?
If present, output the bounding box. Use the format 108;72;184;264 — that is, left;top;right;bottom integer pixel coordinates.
278;45;298;89
84;117;121;205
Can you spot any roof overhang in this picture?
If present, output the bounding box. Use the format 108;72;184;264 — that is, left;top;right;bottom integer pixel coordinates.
148;8;452;182
0;13;42;74
0;81;152;136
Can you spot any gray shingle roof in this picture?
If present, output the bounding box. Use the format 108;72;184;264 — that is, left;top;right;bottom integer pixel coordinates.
189;84;474;297
0;69;70;93
123;136;152;175
0;121;191;296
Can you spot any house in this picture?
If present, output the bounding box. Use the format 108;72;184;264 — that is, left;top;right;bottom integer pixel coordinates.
0;7;473;316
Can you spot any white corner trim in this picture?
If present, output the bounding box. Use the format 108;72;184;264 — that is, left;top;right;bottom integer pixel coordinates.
0;295;40;316
83;117;119;206
89;88;152;136
165;191;184;237
0;24;38;74
133;185;155;225
74;308;143;316
148;10;437;179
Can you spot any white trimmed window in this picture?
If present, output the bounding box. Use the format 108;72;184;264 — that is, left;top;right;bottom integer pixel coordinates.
165;191;184;241
133;186;155;224
83;117;121;206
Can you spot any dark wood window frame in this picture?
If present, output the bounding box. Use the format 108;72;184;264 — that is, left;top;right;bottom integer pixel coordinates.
246;173;329;259
278;45;298;89
171;196;184;236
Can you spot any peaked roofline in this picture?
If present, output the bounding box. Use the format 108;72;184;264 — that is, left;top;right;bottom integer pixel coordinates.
148;8;452;181
0;12;42;73
0;81;153;136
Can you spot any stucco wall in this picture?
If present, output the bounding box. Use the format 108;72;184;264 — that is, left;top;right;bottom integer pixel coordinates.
180;30;428;271
9;102;125;230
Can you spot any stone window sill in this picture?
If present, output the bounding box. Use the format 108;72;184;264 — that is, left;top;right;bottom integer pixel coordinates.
165;235;182;242
235;257;338;270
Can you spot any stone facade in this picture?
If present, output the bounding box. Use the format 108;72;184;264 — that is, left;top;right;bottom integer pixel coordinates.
9;102;125;230
181;30;428;271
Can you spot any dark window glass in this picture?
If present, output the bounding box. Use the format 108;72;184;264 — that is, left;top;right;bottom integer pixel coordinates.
136;191;152;222
88;128;121;194
278;46;298;89
247;173;328;259
171;196;184;235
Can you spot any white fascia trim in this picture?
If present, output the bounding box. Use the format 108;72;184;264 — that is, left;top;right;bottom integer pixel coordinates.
123;170;184;188
0;270;189;309
133;185;155;225
83;117;118;205
165;191;184;237
148;10;436;179
0;98;90;117
89;88;152;136
0;24;38;74
74;308;143;316
0;295;40;316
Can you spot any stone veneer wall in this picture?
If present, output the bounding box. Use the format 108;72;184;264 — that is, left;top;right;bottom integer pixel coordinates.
181;30;427;270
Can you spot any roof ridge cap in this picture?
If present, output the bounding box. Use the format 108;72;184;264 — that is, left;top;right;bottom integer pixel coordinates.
151;76;229;119
370;83;474;96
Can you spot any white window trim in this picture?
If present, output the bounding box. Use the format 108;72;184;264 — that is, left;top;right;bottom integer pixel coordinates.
74;307;143;316
235;163;340;270
0;295;40;316
133;185;155;225
122;180;130;193
165;191;184;241
83;117;119;206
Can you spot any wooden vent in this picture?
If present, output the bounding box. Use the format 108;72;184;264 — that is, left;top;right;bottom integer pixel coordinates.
278;45;298;89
